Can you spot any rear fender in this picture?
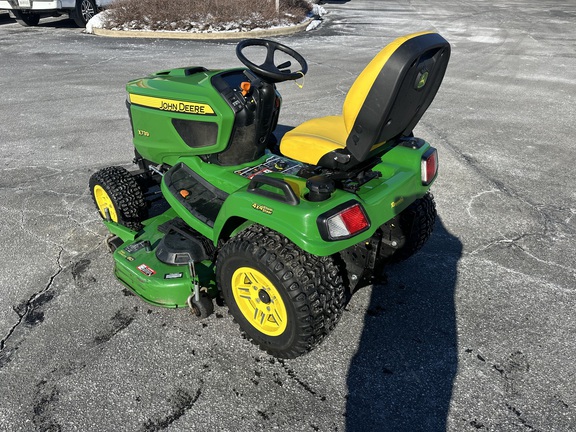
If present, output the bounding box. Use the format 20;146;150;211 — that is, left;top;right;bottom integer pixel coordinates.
212;188;371;256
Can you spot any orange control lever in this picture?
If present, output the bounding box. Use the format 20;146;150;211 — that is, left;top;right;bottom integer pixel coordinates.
240;81;251;96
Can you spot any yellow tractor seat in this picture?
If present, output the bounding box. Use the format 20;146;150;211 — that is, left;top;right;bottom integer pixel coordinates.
280;31;451;169
280;116;348;164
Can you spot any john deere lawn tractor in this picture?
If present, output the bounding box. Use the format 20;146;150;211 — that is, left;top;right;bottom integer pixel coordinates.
89;32;450;358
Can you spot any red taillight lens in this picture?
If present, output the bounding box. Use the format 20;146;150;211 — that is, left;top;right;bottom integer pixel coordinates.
340;205;369;233
421;148;438;185
324;203;370;240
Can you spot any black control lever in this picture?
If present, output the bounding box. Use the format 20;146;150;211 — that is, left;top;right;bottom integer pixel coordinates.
277;60;292;70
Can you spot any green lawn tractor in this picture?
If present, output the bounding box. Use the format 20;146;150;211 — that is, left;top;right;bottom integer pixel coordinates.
89;32;450;358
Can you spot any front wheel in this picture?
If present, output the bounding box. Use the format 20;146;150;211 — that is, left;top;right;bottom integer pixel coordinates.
89;166;148;231
71;0;97;27
188;293;214;319
12;10;41;26
217;225;345;358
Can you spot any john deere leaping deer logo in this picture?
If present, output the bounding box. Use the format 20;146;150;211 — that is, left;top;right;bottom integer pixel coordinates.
417;70;429;89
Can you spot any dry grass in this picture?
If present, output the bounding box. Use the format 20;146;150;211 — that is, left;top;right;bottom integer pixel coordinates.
103;0;312;32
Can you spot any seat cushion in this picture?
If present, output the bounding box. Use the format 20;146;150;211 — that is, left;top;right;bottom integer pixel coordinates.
279;115;348;165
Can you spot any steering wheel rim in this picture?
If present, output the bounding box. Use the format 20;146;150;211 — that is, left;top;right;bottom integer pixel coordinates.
236;39;308;83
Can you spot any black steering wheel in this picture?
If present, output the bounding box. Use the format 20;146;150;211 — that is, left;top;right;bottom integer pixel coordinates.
236;39;308;83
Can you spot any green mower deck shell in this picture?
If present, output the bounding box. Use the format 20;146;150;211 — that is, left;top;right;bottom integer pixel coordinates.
126;68;240;166
111;209;217;308
158;136;435;257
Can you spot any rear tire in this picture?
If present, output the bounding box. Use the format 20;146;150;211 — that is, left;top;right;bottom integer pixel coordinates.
12;10;40;26
217;225;345;358
71;0;97;27
384;192;437;263
89;166;148;231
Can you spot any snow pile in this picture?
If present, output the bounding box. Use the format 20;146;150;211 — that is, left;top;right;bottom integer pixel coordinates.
85;10;110;34
310;3;327;17
306;3;327;31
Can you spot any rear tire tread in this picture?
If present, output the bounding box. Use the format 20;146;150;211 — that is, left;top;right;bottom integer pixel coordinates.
217;225;345;358
387;192;437;263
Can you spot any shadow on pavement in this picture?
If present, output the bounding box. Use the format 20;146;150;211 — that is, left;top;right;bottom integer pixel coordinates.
0;13;82;28
32;17;82;28
346;216;461;431
0;12;13;24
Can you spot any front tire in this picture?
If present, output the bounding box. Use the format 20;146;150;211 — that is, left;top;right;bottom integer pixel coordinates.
12;10;41;26
71;0;97;27
89;166;148;231
217;225;345;358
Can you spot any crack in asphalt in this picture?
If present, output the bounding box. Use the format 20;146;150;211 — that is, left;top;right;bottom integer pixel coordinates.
64;188;104;238
465;188;501;218
423;121;575;285
59;56;118;77
468;257;574;294
1;165;105;240
565;208;576;224
3;191;104;257
464;229;576;283
423;120;574;233
0;248;64;359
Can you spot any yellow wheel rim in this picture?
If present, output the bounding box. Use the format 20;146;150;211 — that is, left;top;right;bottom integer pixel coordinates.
93;185;118;222
231;267;288;337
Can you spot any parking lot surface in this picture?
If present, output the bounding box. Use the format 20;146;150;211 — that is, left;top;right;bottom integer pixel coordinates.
1;1;575;431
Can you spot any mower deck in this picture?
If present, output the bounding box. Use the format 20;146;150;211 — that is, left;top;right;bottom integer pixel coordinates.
110;209;217;308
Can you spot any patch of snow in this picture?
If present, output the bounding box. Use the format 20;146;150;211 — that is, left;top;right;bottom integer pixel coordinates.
305;2;327;31
306;20;322;32
85;10;110;34
310;4;327;17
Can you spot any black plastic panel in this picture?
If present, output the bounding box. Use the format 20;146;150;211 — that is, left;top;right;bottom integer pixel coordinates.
164;163;228;227
346;33;451;162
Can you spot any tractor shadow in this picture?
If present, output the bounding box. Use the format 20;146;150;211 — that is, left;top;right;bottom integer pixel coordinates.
346;216;461;431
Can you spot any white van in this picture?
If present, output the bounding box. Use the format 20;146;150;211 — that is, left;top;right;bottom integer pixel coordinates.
0;0;112;27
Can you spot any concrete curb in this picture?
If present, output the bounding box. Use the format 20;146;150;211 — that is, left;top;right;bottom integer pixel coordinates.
92;19;313;39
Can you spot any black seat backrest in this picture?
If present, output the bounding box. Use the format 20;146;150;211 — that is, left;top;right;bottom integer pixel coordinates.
343;32;451;162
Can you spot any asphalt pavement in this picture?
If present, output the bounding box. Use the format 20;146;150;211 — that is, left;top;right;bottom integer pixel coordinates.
1;1;575;431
